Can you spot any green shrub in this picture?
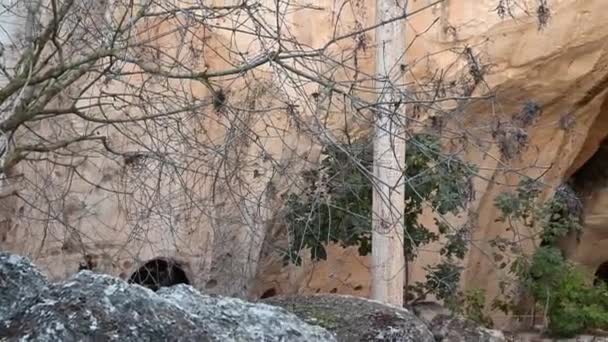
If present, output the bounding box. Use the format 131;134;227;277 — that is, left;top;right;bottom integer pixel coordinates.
447;288;494;328
530;250;608;337
493;179;608;337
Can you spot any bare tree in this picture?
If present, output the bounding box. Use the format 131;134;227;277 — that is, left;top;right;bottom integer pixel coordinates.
0;0;331;295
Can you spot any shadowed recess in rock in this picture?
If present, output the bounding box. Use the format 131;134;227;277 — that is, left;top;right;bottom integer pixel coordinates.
128;258;190;291
594;261;608;287
260;287;277;299
571;137;608;196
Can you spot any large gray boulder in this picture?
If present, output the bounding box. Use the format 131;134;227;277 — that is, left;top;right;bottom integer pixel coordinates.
2;271;210;341
263;294;436;342
0;252;335;342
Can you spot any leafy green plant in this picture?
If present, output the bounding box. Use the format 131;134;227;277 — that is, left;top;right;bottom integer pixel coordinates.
493;178;582;245
447;288;494;328
409;261;464;303
491;178;608;337
515;245;608;337
282;133;477;300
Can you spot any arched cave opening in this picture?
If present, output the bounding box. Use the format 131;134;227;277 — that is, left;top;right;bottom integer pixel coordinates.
128;258;190;291
555;136;608;247
570;136;608;197
260;288;277;299
594;262;608;287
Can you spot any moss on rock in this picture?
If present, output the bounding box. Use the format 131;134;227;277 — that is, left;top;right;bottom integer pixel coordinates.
263;294;435;342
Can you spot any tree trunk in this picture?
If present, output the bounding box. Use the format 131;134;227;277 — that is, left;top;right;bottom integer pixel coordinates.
371;0;407;307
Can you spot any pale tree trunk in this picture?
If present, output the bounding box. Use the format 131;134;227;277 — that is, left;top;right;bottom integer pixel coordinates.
371;0;407;307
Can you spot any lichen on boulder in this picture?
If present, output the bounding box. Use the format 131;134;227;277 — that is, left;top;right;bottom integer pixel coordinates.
263;294;435;341
0;253;50;322
158;285;335;341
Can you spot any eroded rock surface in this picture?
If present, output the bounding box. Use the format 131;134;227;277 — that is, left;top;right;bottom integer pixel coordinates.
264;294;435;342
158;285;336;342
0;253;49;322
0;252;335;342
429;314;506;342
407;301;506;342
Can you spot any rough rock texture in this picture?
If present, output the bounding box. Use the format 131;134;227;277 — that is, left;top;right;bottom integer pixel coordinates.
2;272;213;342
263;294;435;342
508;332;608;342
158;285;336;342
0;252;335;342
409;301;452;326
429;315;505;342
0;253;49;322
408;302;505;342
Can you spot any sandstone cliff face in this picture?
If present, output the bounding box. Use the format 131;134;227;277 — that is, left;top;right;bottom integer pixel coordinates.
2;0;608;329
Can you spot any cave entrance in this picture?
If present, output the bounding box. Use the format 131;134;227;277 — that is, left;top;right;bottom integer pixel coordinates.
129;258;190;291
569;135;608;197
260;288;277;299
594;262;608;287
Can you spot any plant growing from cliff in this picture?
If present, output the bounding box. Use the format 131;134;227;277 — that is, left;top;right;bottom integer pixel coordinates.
493;101;543;160
283;133;477;301
490;178;608;337
495;0;551;30
447;288;494;328
492;178;582;249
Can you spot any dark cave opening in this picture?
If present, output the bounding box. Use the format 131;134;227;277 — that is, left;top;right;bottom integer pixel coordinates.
260;288;277;299
128;258;190;291
570;136;608;197
594;262;608;287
